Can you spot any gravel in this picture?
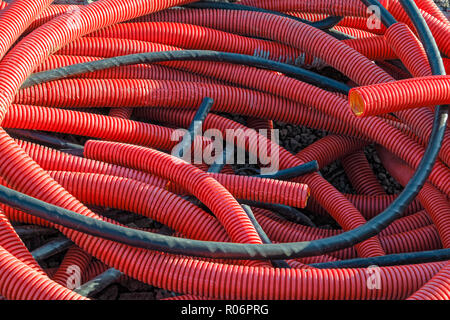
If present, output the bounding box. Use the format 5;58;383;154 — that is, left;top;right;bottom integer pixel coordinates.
435;0;449;11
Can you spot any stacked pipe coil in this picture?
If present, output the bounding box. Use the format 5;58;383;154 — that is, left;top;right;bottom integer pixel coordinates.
0;0;448;300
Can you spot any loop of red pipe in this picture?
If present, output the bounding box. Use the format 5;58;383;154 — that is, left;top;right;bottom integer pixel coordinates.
415;0;450;24
388;1;449;57
47;171;230;243
44;170;418;260
382;22;450;168
52;246;92;288
91;22;305;65
4;104;208;152
0;211;45;276
136;8;396;64
131;81;450;199
0;244;87;300
130;2;446;160
2;193;445;299
100;13;450;195
17;136;423;221
83;140;265;245
120;108;387;258
15;139;167;188
377;147;450;249
408;262;450;300
341;150;387;196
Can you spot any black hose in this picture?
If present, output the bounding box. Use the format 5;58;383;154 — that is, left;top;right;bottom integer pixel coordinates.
254;161;319;180
398;0;446;74
207;147;232;173
313;16;345;30
353;0;448;254
241;204;290;268
31;237;73;262
184;1;344;30
0;127;443;260
175;97;213;158
325;29;355;40
14;226;58;239
23;50;351;94
7;129;85;154
0;182;408;260
360;0;397;27
311;248;450;268
240;201;316;227
74;268;123;297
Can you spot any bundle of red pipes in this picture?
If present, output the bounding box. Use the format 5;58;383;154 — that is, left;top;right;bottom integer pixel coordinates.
0;0;449;300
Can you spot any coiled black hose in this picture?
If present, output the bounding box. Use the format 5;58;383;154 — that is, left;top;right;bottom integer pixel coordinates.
23;50;351;93
311;248;450;268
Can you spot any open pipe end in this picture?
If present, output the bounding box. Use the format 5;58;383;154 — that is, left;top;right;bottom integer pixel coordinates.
349;89;366;117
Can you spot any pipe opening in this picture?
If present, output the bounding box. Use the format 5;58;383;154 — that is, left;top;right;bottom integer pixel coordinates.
349;90;366;117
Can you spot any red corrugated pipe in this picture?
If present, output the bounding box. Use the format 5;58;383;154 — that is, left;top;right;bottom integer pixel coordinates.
349;75;450;117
